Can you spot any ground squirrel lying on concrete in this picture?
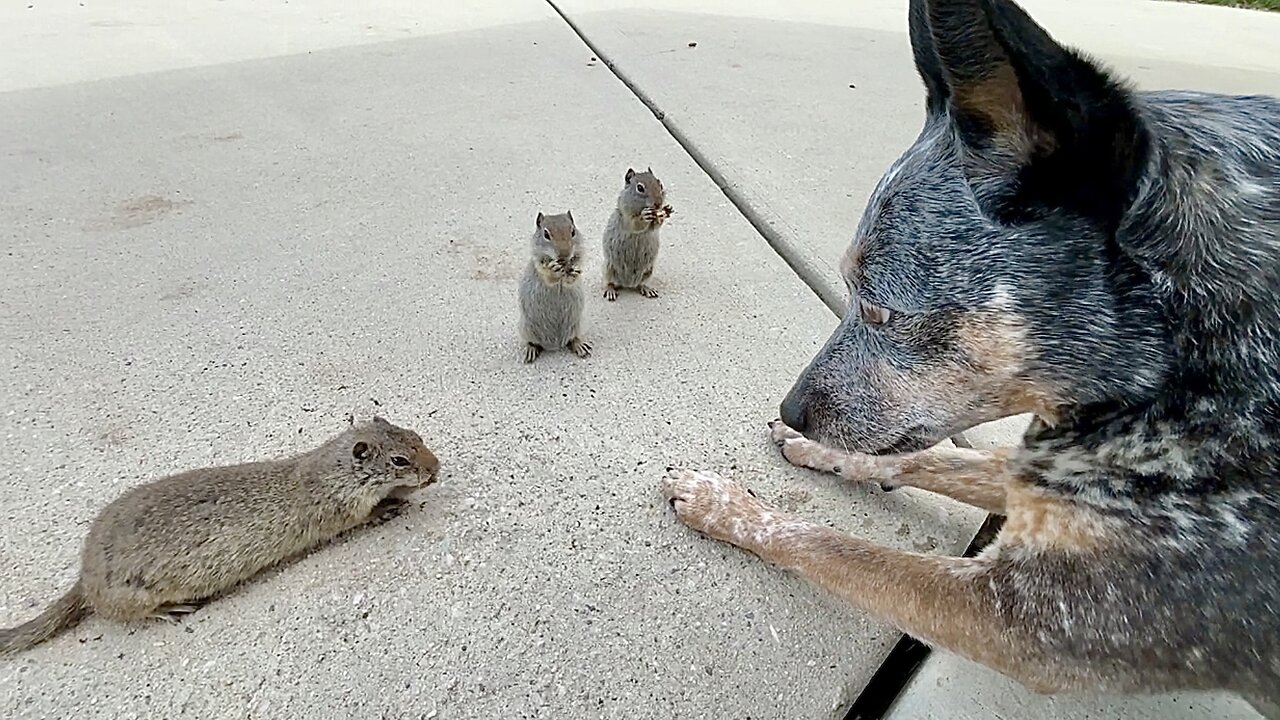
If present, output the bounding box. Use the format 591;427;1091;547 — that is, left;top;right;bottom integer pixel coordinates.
519;210;591;363
0;417;440;655
603;167;673;301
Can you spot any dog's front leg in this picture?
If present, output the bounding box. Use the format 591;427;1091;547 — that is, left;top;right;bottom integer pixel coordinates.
768;420;1012;514
661;468;1063;694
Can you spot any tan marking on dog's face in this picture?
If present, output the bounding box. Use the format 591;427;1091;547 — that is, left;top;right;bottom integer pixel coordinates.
953;306;1067;425
855;304;1066;446
840;243;864;287
935;304;1063;425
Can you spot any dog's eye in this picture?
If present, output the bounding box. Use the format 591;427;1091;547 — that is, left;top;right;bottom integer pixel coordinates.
390;456;410;467
859;298;892;326
636;183;646;194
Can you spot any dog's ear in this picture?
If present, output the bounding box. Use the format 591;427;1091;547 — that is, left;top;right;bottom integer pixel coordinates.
908;0;948;116
925;0;1148;231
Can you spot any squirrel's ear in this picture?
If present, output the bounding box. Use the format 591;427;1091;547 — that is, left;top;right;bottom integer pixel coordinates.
352;441;371;460
566;210;574;225
625;168;635;183
646;166;652;174
535;212;544;228
372;416;389;427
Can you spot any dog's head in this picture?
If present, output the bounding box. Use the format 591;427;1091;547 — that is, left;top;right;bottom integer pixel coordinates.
781;0;1172;453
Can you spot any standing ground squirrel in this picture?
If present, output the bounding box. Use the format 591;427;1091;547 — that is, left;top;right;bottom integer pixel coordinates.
518;210;591;363
0;417;440;655
603;167;673;301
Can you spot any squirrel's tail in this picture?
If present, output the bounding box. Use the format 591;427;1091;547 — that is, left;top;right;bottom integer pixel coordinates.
0;582;89;655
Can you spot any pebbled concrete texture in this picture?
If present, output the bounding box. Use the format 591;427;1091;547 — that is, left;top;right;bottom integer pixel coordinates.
884;652;1264;720
0;3;983;719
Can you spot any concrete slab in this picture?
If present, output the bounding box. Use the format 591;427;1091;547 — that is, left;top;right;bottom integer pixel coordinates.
962;415;1034;450
884;652;1264;720
0;6;983;720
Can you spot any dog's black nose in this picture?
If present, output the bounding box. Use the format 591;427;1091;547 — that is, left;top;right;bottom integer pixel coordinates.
779;391;809;434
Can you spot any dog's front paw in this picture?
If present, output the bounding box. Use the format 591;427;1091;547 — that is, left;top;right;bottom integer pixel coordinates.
767;418;828;468
768;418;804;445
661;468;774;545
767;419;877;481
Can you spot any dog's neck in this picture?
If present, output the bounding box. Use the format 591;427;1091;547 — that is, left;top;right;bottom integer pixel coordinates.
1018;93;1280;500
1117;95;1280;408
1020;384;1278;505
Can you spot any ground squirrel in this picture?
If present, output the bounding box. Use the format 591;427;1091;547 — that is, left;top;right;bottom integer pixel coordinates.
0;417;440;655
603;167;673;301
518;210;591;363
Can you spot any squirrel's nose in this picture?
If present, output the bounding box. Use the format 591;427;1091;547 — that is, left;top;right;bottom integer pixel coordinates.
417;448;441;476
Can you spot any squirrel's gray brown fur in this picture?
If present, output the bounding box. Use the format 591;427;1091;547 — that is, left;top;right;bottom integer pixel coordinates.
518;210;591;363
602;167;673;301
0;417;439;655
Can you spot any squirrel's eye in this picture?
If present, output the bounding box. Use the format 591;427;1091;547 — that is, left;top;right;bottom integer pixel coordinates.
635;183;646;193
390;456;411;468
543;229;552;240
859;298;893;326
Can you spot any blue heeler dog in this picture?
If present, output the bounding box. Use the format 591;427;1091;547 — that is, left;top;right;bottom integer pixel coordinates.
662;0;1279;713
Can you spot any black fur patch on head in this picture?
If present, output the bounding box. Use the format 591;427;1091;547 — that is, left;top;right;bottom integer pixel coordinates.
910;0;1150;234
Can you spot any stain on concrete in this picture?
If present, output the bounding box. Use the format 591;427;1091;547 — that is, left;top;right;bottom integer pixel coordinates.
105;195;192;230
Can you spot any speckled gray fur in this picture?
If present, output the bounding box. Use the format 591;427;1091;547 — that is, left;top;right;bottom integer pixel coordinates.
518;264;585;349
603;210;660;289
518;211;589;362
603;168;667;299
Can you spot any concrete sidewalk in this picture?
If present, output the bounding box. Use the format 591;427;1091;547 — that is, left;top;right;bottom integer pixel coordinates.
0;2;980;718
1;1;1275;719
